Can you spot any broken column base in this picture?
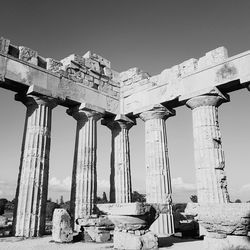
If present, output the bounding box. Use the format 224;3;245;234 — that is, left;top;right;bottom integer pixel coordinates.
204;234;250;250
114;229;158;250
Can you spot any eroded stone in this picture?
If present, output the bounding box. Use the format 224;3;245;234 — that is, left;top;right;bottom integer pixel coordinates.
114;231;158;250
52;209;73;243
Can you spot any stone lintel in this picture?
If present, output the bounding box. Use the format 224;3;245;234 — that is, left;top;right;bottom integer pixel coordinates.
79;102;106;114
133;103;159;116
186;87;230;109
27;84;53;97
139;104;175;121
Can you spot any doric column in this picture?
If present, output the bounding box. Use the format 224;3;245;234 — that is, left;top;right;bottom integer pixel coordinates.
102;115;135;203
139;104;175;236
186;89;230;203
13;94;57;237
67;105;102;231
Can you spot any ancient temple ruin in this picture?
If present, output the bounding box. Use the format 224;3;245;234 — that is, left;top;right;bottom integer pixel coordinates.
0;37;249;239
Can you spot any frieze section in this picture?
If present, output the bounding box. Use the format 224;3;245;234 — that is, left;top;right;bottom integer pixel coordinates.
0;37;120;100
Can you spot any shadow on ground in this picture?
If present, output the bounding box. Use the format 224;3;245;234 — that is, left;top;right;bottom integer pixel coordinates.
158;236;203;248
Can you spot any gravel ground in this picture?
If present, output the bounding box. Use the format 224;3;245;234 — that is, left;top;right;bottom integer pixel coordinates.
0;236;204;250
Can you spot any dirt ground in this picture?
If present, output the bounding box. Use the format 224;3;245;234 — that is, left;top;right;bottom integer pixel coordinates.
0;235;204;250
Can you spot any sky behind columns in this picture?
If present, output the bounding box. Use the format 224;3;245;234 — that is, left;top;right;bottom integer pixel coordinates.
0;0;250;202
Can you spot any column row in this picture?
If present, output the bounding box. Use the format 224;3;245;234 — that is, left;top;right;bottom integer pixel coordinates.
11;86;231;238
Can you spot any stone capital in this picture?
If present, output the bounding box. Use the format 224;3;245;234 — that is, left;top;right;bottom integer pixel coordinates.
67;105;102;122
101;114;135;130
139;104;175;121
186;88;229;110
15;93;57;109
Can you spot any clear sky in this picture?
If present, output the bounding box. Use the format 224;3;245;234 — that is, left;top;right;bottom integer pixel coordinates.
0;0;250;203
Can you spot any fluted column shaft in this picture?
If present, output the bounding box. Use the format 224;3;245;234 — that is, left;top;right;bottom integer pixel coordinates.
13;94;57;237
140;105;175;236
102;117;134;203
68;107;101;230
186;94;230;203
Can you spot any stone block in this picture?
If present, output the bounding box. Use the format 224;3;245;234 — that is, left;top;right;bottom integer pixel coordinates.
198;47;228;69
84;227;111;242
159;65;181;84
83;51;111;68
204;235;250;250
77;215;113;227
19;46;38;65
149;75;159;85
179;58;198;76
97;202;154;216
0;37;10;54
52;208;73;243
133;72;150;83
60;54;85;69
85;58;101;74
114;231;158;250
111;69;120;82
0;216;7;227
103;67;112;78
119;67;141;82
85;74;94;82
198;203;250;236
46;58;63;73
92;53;111;68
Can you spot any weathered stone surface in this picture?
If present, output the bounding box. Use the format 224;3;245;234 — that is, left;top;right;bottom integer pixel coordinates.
52;209;73;243
19;46;38;65
99;203;158;233
84;227;111;242
13;94;57;237
179;58;198;76
0;37;10;54
60;54;85;69
102;115;135;203
76;215;113;227
68;106;103;231
198;47;228;69
139;104;175;236
46;58;62;73
83;51;111;68
119;67;140;82
198;203;250;236
97;202;154;216
204;235;250;250
186;89;230;203
114;231;158;250
0;216;8;227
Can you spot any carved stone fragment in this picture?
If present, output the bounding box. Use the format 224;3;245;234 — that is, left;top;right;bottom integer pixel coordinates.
19;46;38;65
46;58;63;73
52;209;73;243
0;37;10;54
